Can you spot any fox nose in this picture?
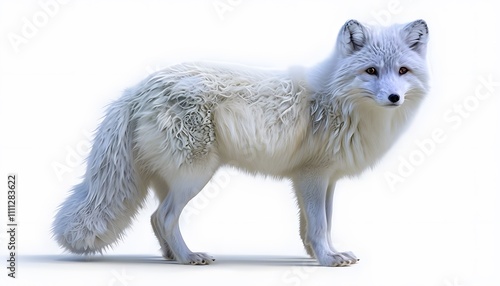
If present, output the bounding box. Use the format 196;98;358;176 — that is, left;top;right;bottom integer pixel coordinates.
388;94;400;103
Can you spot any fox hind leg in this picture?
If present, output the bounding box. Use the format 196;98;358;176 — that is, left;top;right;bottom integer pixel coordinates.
152;170;215;265
151;210;175;260
150;175;175;259
299;207;315;257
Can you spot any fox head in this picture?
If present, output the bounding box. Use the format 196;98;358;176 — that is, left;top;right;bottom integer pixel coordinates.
331;19;429;108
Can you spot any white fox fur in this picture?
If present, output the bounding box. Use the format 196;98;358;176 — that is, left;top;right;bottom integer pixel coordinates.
53;19;429;266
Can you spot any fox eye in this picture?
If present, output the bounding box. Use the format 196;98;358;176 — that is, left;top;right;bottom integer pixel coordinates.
399;67;409;75
365;67;377;75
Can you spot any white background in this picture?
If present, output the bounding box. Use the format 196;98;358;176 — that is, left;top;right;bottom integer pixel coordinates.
1;0;499;285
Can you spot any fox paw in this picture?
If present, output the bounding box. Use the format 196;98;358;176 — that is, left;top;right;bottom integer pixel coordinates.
319;251;359;267
332;251;359;267
183;252;215;265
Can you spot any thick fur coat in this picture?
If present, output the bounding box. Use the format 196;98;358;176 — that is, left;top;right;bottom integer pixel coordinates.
53;19;429;266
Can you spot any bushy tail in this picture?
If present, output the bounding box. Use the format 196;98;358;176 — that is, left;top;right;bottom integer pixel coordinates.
53;99;147;254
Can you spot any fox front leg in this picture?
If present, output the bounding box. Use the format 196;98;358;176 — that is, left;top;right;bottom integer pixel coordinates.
294;173;358;266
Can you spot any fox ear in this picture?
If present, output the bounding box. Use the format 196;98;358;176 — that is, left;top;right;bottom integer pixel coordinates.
339;19;367;55
402;19;429;56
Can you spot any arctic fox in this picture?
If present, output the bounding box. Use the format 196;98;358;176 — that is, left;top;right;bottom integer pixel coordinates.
53;19;429;266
